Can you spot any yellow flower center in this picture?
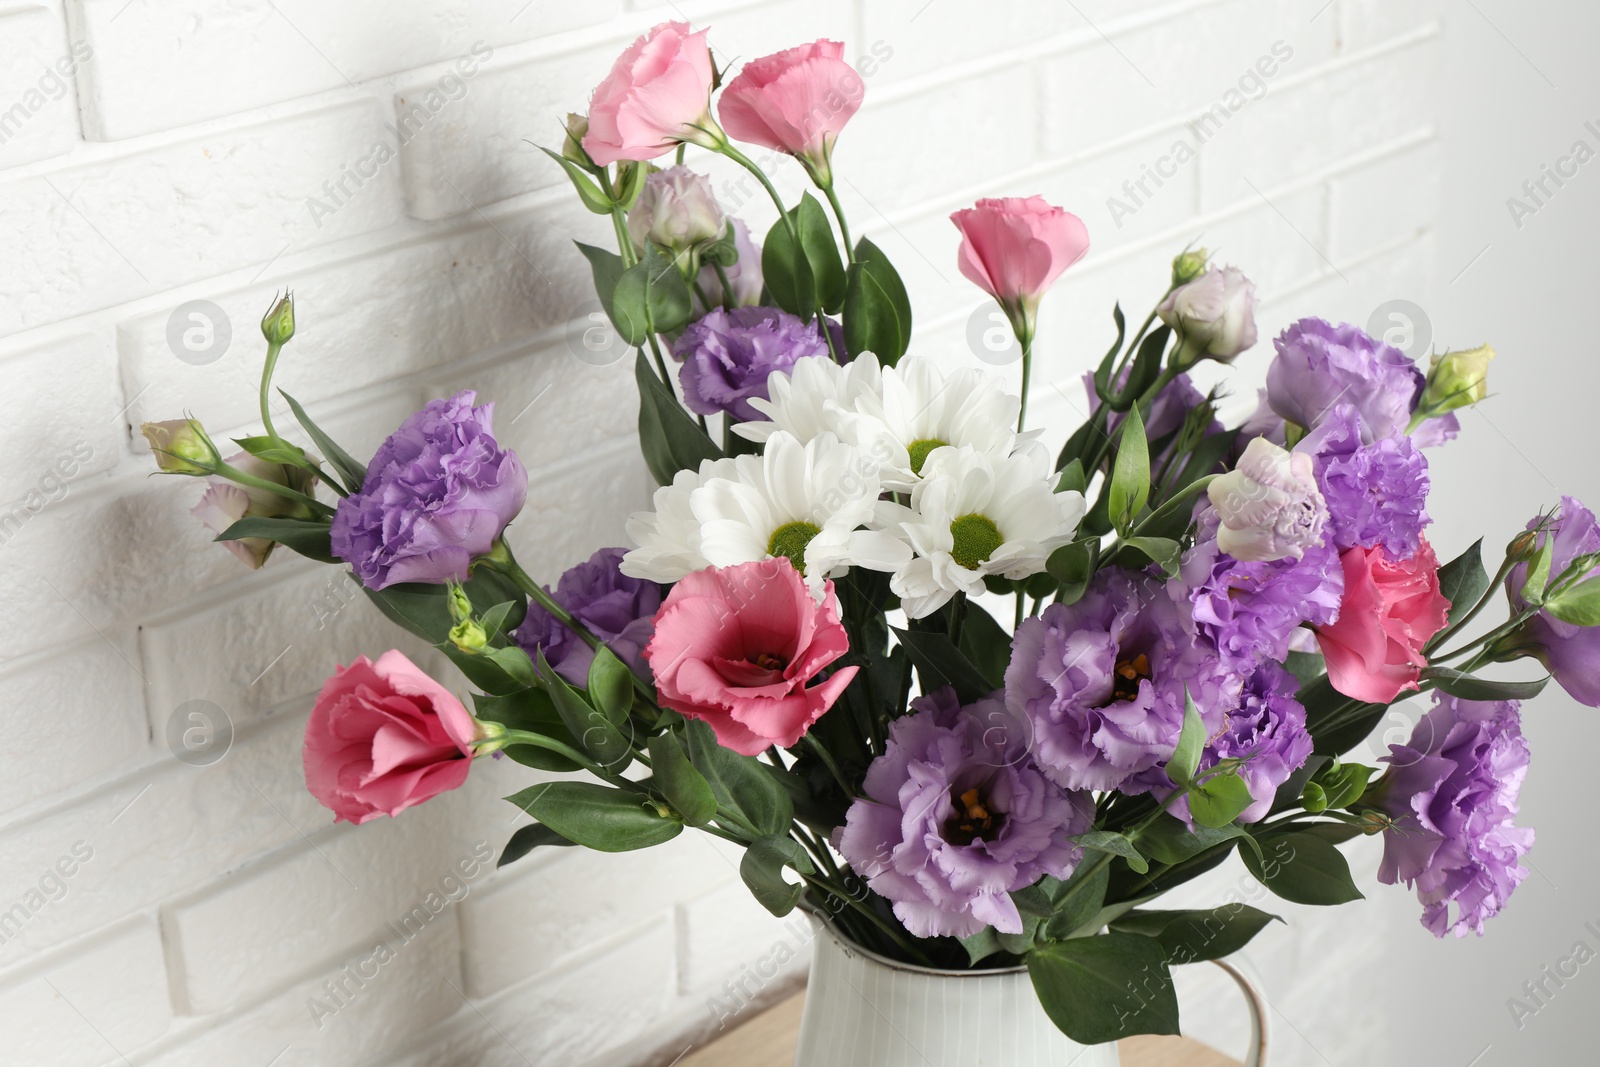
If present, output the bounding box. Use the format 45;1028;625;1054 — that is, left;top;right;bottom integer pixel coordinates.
944;786;1006;845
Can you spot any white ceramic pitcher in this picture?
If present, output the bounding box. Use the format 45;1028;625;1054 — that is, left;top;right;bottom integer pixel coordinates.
793;917;1268;1067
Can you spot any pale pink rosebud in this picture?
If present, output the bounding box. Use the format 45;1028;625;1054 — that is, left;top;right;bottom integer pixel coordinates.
718;39;864;185
951;196;1090;343
582;22;719;166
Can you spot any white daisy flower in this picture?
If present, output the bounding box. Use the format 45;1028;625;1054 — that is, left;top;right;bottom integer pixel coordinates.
883;446;1085;619
733;351;884;446
692;430;911;595
621;456;742;583
844;356;1036;491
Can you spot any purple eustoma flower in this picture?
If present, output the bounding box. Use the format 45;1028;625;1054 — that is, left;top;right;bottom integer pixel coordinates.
331;391;527;590
673;307;839;423
1377;695;1534;937
1179;507;1345;673
512;547;662;686
1510;496;1600;706
1266;319;1423;442
834;687;1094;939
1300;405;1432;559
1006;570;1241;793
1137;662;1313;824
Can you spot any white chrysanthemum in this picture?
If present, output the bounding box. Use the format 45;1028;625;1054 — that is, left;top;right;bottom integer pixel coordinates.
883;446;1085;619
621;456;742;582
692;431;911;595
843;356;1036;491
733;351;884;445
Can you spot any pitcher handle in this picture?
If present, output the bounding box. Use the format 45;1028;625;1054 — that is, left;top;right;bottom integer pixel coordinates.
1209;957;1269;1067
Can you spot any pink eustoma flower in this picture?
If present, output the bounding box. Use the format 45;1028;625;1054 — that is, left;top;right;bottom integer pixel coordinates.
645;558;857;756
303;650;480;824
718;39;864;184
951;196;1090;339
583;21;718;166
1316;538;1451;704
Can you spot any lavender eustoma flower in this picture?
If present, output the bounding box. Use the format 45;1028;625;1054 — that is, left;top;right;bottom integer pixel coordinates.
1006;570;1240;793
1266;319;1423;442
1180;507;1344;672
1377;695;1534;937
331;391;527;589
674;307;838;423
1510;495;1600;706
835;687;1094;939
1140;662;1313;824
512;547;663;687
1300;405;1432;559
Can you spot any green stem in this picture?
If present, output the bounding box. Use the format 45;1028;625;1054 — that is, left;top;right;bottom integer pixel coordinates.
1017;336;1033;433
711;261;738;310
948;592;968;646
820;181;855;263
806;873;935;965
805;734;854;798
1426;555;1518;654
214;461;332;517
259;342;283;440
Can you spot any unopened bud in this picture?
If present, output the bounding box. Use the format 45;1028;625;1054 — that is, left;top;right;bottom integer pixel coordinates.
447;583;473;624
261;292;295;346
142;418;219;475
1507;529;1539;563
1420;343;1494;416
562;113;591;165
1172;248;1209;286
449;618;489;655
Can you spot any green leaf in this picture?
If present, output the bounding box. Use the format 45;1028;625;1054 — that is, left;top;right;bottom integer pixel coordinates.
739;835;816;917
614;244;694;342
279;391;368;493
1110;905;1281;964
1118;536;1181;579
231;434;310;467
1522;541;1553;606
1187;771;1255;829
1073;831;1149;874
1436;538;1490;628
498;822;577;867
478;600;518;642
1042;861;1114;940
538;649;632;771
635;350;722;486
1166;429;1239;499
795;194;847;313
956;600;1011;688
575;242;630;336
762;210;817;318
1046;538;1098;586
1135;816;1251;866
1283;651;1326;690
1107;405;1150;535
1028;933;1180;1043
216;516;336;564
472;689;584;773
1420;667;1550;702
648;731;718;827
842;237;912;365
892;627;995;704
685;720;793;836
1242;831;1364;906
538;146;614;215
1056;459;1088;496
1546;575;1600;626
362;569;523;646
586;645;634;725
1166;691;1205;786
1108;326;1170;409
503;782;680;853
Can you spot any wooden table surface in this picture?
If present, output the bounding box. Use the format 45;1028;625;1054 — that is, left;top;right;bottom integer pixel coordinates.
679;992;1242;1067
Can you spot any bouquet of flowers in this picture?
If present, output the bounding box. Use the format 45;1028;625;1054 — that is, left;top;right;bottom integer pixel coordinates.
142;21;1599;1045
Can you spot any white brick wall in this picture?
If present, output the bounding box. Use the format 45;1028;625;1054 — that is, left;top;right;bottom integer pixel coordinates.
0;2;1443;1064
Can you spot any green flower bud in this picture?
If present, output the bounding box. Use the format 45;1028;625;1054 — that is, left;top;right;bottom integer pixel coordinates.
562;112;591;165
1172;248;1209;286
449;618;489;655
261;292;296;346
447;582;473;624
141;417;219;475
1420;343;1494;416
